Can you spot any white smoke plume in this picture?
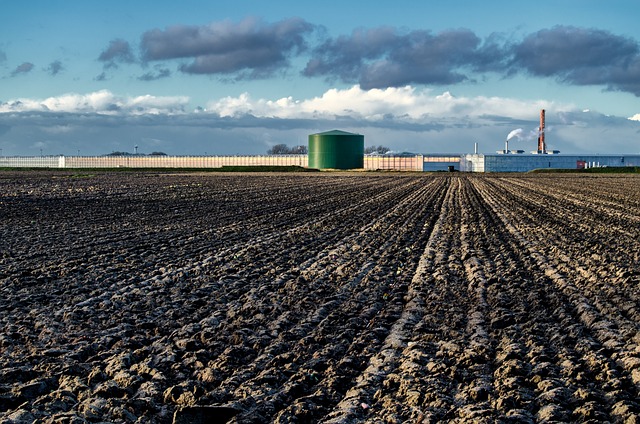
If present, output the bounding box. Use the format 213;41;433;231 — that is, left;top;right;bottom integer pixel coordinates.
506;128;524;141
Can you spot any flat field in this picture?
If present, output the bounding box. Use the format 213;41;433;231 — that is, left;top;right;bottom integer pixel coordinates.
1;171;639;423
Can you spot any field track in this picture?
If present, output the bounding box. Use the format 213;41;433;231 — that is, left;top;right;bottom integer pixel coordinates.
1;171;639;423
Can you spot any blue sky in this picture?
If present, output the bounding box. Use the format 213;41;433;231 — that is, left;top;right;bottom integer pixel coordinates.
1;0;640;156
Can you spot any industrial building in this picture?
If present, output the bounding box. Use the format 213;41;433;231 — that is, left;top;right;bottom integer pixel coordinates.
461;154;640;172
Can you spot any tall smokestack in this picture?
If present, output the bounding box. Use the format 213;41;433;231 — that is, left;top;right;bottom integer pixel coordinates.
537;109;546;154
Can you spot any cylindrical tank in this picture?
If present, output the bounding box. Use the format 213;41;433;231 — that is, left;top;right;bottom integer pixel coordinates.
308;130;364;170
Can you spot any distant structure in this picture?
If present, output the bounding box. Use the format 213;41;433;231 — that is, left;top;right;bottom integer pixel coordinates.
308;130;364;170
537;109;546;154
461;154;640;172
463;108;640;171
500;109;558;155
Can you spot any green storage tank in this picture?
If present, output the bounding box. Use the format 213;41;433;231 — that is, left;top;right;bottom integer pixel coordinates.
308;130;364;170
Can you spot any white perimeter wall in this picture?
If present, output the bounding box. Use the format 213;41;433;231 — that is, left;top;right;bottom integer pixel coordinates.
0;155;309;169
0;154;449;171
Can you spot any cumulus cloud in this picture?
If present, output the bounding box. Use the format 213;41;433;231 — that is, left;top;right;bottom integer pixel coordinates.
0;86;567;132
141;17;315;78
0;90;190;115
512;26;636;76
302;24;640;96
510;26;640;95
303;27;400;83
304;27;506;89
11;62;34;76
206;85;559;121
98;38;135;68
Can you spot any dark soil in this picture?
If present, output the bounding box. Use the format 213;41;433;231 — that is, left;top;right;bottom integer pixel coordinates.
1;171;639;423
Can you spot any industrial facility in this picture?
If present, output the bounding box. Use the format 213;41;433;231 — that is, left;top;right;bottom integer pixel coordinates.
2;112;639;172
463;110;640;171
500;109;558;155
460;154;640;172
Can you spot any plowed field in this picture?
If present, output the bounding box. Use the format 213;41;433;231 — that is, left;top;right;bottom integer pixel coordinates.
1;172;639;423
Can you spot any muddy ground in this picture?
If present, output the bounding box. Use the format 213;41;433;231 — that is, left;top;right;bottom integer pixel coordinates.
0;171;639;423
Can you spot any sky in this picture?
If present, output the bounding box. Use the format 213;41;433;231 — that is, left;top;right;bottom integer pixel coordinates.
1;0;640;156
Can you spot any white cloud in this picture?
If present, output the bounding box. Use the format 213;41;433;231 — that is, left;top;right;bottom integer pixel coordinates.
206;85;574;121
629;113;640;121
0;90;190;115
209;93;255;117
1;85;576;122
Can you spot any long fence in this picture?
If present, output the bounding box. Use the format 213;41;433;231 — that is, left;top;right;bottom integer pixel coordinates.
0;155;308;169
0;154;465;171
